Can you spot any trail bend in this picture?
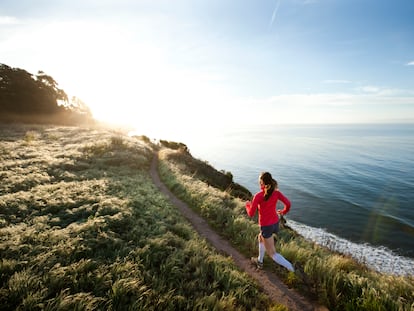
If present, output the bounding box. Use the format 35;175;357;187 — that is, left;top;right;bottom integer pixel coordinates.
150;152;327;311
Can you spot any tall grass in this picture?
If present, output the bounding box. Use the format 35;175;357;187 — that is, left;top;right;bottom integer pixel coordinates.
0;124;283;310
158;148;414;311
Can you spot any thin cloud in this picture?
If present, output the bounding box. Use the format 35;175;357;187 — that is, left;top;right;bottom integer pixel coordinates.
234;92;414;125
323;80;352;84
241;92;414;124
0;16;19;25
359;86;381;94
269;0;281;29
406;61;414;66
253;91;414;108
356;85;413;96
302;0;319;4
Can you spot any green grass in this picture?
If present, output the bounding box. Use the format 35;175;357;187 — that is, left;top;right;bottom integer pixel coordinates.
158;148;414;311
0;123;284;310
3;123;413;311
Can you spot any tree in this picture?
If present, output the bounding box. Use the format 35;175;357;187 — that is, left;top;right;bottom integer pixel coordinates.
0;63;37;113
36;70;69;106
67;96;92;117
0;63;94;125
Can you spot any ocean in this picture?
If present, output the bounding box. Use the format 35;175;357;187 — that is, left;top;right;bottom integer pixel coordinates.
141;123;414;276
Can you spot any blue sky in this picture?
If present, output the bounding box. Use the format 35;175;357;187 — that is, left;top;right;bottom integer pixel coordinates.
1;0;413;135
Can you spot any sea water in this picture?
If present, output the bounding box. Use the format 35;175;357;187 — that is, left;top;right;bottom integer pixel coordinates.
142;123;414;276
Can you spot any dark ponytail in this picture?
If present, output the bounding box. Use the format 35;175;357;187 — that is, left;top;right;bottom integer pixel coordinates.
260;172;278;201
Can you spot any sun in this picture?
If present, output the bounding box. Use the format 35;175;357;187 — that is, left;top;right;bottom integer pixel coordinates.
63;64;206;140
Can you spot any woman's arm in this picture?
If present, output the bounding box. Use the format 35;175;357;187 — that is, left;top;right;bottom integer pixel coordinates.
245;200;256;217
245;193;261;217
276;191;291;215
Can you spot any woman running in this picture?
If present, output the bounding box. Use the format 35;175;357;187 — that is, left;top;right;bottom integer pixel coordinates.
245;171;294;272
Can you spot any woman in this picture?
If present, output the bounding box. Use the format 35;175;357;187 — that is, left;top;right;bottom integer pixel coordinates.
245;172;294;272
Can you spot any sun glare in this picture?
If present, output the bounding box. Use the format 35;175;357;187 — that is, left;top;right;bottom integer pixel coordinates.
65;56;231;141
56;29;238;141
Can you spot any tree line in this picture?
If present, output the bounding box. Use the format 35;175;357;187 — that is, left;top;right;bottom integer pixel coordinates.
0;63;94;125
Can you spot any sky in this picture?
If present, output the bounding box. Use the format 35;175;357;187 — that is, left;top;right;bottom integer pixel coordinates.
1;0;414;137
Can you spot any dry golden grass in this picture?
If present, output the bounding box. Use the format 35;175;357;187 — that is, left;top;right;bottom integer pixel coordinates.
0;123;280;310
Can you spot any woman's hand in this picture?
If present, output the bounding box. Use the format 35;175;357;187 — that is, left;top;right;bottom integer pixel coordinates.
245;201;254;217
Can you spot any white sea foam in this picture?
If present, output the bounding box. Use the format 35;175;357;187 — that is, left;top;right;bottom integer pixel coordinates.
287;219;414;276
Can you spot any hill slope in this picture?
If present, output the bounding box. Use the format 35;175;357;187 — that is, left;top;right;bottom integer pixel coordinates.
0;124;281;310
1;123;413;311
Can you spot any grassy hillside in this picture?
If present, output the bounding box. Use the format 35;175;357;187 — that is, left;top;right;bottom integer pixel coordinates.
158;148;414;311
1;123;413;311
0;124;282;310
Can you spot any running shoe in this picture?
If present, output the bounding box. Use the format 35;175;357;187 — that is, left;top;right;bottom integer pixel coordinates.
250;257;263;270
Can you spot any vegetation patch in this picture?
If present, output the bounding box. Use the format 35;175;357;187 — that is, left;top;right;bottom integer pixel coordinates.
0;124;280;310
160;147;252;200
158;148;414;311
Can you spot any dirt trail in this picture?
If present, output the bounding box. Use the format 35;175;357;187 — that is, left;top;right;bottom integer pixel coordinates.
150;152;327;311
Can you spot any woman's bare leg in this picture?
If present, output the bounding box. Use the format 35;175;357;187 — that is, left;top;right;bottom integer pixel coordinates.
263;234;276;257
263;235;294;272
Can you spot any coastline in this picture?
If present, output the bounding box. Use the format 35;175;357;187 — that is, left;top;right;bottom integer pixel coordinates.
171;123;414;271
288;220;414;276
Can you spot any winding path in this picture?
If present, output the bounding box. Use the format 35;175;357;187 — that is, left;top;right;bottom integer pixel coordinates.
150;152;327;311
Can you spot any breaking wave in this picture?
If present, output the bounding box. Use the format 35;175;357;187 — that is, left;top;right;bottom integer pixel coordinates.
288;219;414;276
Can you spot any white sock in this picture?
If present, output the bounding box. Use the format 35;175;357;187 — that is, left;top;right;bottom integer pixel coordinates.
272;253;295;272
258;242;265;263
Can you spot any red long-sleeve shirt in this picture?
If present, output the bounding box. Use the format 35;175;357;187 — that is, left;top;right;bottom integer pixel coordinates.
245;190;291;226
